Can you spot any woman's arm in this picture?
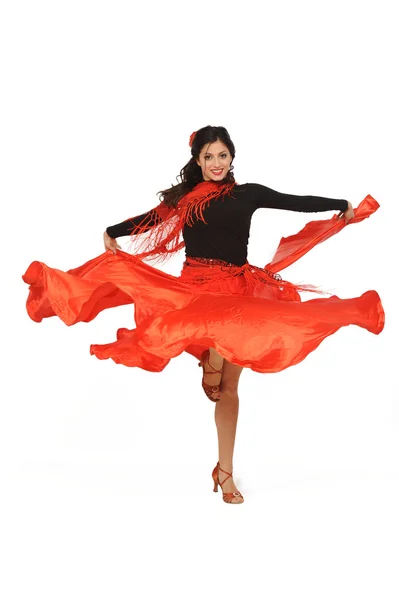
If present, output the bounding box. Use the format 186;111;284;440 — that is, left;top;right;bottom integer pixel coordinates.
105;208;163;238
251;183;349;213
103;208;164;254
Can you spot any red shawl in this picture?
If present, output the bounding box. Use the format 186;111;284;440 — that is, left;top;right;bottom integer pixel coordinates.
126;180;236;264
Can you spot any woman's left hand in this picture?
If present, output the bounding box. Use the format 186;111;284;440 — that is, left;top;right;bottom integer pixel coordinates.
339;201;355;223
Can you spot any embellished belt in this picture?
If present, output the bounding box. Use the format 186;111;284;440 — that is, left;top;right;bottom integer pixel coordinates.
184;256;236;267
183;256;283;283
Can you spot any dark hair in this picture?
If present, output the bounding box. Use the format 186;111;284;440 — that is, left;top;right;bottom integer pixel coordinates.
157;125;236;208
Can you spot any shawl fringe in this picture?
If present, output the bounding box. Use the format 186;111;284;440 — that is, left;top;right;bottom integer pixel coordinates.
127;180;236;265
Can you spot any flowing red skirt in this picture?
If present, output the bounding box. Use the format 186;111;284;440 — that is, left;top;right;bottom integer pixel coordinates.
22;196;385;373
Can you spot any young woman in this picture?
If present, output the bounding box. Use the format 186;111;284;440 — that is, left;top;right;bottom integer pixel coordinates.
23;125;385;504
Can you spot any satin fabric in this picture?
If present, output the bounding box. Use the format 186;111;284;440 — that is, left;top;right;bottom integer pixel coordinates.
22;194;385;373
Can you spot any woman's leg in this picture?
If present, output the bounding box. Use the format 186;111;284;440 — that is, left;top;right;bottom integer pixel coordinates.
214;356;244;501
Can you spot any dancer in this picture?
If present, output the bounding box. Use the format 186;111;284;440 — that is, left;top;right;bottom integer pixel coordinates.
23;125;385;504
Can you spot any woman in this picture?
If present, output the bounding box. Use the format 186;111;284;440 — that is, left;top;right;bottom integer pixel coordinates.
23;125;385;504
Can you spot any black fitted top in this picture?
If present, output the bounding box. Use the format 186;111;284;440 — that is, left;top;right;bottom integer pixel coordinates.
106;182;349;267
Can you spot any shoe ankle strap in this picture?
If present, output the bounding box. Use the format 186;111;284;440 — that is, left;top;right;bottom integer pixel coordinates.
218;463;233;486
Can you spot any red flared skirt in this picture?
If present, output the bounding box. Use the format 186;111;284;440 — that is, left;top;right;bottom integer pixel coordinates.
22;249;385;374
22;196;385;372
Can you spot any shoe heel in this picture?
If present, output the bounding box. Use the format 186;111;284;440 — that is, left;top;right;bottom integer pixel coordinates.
213;480;218;493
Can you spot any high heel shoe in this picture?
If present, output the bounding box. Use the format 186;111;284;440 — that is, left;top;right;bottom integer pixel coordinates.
212;461;244;504
198;349;223;402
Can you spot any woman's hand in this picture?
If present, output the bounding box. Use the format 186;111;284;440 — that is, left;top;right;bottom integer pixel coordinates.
339;201;355;223
103;231;121;254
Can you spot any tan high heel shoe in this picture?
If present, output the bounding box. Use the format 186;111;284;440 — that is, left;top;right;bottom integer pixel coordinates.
198;349;223;402
212;462;244;504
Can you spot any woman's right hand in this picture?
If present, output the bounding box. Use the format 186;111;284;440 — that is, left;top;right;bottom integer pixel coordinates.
103;231;121;254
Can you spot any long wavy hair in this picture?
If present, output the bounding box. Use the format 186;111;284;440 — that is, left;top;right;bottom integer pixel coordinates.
157;125;236;209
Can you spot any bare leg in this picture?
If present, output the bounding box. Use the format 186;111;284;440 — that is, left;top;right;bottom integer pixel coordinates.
214;357;244;503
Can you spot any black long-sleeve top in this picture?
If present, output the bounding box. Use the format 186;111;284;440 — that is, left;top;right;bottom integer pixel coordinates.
106;182;349;267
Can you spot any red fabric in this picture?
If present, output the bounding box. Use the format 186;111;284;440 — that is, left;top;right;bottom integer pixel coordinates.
265;194;379;271
22;195;385;373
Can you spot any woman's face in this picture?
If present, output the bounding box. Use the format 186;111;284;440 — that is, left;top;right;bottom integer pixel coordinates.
196;140;232;182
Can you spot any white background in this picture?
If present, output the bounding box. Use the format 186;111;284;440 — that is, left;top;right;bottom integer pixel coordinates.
1;0;398;598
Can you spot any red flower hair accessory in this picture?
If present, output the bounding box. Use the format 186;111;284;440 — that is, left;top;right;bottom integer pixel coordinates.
189;131;197;147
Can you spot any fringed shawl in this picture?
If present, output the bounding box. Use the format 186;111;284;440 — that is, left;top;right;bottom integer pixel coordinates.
127;180;236;265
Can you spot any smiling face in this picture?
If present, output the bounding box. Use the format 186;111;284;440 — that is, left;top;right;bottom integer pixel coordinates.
196;139;232;182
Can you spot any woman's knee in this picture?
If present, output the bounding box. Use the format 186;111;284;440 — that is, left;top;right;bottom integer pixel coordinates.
220;377;240;394
220;361;244;394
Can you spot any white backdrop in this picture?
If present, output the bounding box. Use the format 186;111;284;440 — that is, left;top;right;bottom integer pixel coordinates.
2;1;398;599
